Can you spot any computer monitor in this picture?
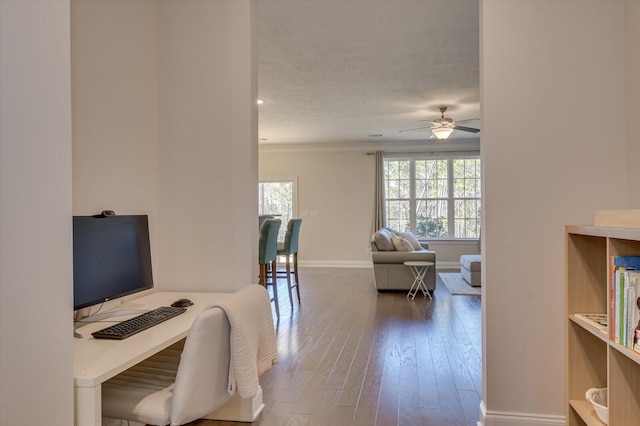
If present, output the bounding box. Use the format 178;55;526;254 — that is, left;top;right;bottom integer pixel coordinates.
73;215;154;311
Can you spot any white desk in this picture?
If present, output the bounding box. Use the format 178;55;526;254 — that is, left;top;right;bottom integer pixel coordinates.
73;291;231;426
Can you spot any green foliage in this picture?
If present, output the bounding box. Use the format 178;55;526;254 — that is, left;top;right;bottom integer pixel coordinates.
416;215;447;238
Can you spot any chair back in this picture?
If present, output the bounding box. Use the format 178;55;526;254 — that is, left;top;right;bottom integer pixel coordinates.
283;219;302;254
170;307;232;425
259;218;281;264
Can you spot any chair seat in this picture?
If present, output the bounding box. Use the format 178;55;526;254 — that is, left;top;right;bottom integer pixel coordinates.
102;345;182;425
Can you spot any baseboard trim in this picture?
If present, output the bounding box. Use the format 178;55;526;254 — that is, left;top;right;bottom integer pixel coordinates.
437;260;460;270
299;260;461;269
299;260;372;268
478;401;565;426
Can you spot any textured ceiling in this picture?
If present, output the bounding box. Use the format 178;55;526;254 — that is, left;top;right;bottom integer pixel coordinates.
257;0;480;146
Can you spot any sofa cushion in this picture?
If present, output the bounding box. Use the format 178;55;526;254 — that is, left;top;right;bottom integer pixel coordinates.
391;234;414;252
460;254;482;272
373;229;395;251
382;227;399;235
399;231;422;251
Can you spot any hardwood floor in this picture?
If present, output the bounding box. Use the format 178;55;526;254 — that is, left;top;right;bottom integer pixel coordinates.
191;267;481;426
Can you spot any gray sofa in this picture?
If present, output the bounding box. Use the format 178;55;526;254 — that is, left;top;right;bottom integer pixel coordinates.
370;228;436;292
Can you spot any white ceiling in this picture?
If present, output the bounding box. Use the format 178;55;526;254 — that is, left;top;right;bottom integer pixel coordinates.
257;0;480;147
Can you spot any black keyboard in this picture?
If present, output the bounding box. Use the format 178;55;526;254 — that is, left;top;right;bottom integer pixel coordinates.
92;306;187;340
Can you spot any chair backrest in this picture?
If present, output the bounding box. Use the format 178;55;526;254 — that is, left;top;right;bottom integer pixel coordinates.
259;218;281;264
170;307;232;425
283;218;302;254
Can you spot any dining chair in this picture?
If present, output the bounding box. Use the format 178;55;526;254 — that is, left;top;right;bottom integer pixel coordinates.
258;218;281;318
277;218;302;306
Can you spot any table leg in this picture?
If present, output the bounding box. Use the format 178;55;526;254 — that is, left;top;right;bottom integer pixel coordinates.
75;384;101;426
407;265;432;300
420;265;432;299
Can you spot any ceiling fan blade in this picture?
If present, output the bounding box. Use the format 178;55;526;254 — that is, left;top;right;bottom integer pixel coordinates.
453;125;480;133
419;120;437;124
399;126;433;133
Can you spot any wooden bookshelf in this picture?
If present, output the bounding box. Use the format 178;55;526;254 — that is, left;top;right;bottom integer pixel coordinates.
566;225;640;425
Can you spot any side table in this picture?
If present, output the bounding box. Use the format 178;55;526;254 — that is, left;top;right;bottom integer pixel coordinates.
404;261;434;300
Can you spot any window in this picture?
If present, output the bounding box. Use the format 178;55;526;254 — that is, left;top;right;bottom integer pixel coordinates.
258;178;297;240
384;156;480;239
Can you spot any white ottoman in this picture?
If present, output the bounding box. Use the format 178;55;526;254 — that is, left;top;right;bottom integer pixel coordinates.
460;254;482;287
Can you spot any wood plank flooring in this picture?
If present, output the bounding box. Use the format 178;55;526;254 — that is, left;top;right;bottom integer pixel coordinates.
191;267;481;426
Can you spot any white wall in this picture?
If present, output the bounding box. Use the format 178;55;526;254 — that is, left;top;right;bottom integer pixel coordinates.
481;0;627;423
259;150;374;265
625;0;640;203
0;1;74;424
71;0;258;294
259;147;481;266
71;0;160;266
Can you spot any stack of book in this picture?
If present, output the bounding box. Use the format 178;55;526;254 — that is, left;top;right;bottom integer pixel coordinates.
574;313;607;334
610;256;640;353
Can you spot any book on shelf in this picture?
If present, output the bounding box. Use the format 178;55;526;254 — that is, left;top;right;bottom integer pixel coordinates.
610;256;640;349
575;313;608;333
629;273;640;348
609;256;640;343
612;256;640;270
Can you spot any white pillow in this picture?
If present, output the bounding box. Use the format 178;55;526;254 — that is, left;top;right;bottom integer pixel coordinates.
374;229;395;251
391;234;414;252
399;231;422;251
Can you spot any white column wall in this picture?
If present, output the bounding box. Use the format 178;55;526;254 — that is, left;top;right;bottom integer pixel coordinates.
156;0;258;292
71;0;256;293
625;0;640;203
0;1;74;424
481;0;627;422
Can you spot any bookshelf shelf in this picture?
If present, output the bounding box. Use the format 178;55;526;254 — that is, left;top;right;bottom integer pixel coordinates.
569;400;605;426
569;315;608;342
566;225;640;426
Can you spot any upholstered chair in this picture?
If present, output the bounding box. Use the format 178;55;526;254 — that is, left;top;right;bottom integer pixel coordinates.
277;219;302;307
258;218;281;318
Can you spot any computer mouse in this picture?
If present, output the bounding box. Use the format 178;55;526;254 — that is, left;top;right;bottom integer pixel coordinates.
170;298;193;308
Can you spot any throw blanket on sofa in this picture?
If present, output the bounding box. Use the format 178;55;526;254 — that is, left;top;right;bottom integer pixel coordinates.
209;284;279;399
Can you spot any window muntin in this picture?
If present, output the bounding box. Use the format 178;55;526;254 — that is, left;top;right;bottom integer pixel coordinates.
384;156;480;239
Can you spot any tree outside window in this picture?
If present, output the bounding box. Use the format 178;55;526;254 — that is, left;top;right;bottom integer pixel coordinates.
259;179;296;241
384;156;480;239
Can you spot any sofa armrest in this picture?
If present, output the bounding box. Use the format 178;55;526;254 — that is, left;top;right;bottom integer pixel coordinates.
371;249;435;265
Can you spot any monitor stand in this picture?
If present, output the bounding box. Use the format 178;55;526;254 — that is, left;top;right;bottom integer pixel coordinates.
73;309;148;337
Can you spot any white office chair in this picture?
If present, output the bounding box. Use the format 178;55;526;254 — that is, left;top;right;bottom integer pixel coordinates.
101;307;232;426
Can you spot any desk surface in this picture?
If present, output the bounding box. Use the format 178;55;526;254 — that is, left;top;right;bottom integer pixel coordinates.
74;291;230;388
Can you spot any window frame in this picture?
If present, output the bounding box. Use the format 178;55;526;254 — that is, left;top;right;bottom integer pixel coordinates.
258;177;299;240
383;152;481;241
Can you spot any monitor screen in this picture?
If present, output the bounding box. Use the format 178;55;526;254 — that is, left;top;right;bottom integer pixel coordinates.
73;215;154;311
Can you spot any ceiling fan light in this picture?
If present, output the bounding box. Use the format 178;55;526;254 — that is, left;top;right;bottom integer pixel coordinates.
432;127;454;140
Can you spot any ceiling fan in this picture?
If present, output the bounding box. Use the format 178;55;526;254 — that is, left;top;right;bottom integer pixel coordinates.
400;106;480;140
